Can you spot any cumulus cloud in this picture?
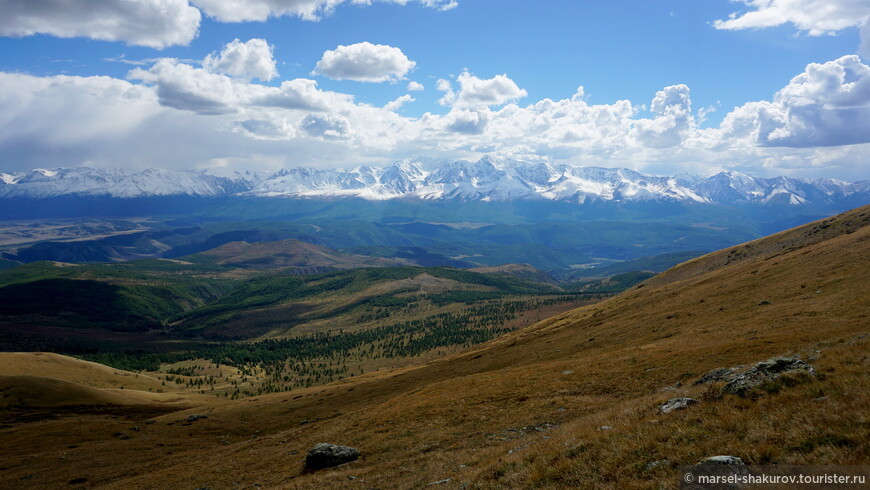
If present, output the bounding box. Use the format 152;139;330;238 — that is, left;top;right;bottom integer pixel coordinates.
438;71;527;108
715;55;870;147
384;94;415;111
192;0;458;22
407;81;425;91
203;38;278;81
443;109;489;134
2;37;869;180
313;42;415;82
631;84;694;148
713;0;870;59
0;0;201;48
713;0;869;35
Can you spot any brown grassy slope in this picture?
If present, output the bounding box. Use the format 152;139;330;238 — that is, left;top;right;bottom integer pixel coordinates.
0;353;210;410
0;376;209;409
189;239;408;269
1;205;868;489
0;352;164;391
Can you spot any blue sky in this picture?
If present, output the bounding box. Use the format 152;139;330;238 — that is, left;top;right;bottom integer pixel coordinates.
0;0;869;179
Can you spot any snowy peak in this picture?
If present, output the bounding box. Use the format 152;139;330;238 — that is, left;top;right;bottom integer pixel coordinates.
0;158;866;209
0;167;254;199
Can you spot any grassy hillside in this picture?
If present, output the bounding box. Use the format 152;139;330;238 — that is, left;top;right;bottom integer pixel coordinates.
1;205;865;488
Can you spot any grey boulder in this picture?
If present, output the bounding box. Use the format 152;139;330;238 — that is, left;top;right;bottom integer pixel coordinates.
305;443;360;470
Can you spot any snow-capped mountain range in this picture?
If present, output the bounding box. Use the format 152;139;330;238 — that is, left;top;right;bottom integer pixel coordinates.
1;156;867;208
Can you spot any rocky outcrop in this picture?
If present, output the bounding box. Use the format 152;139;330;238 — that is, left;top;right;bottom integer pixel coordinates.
693;356;815;396
693;367;737;385
305;443;360;470
722;357;815;396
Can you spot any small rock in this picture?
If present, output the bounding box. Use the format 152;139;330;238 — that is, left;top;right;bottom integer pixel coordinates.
758;300;771;306
659;397;699;413
187;415;208;423
129;426;140;432
561;370;573;375
427;479;451;486
299;419;313;425
697;455;745;466
597;425;612;431
305;443;360;470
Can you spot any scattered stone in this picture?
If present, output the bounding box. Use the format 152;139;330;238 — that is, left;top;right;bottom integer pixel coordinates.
644;459;671;471
299;419;313;425
722;356;815;396
561;370;573;375
427;478;451;486
187;414;208;423
305;443;360;470
117;435;131;440
68;478;88;485
130;426;140;432
597;425;612;431
694;367;736;385
659;397;699;413
758;300;771;306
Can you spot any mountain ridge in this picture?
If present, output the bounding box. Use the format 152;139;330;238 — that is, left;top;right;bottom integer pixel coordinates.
2;157;867;209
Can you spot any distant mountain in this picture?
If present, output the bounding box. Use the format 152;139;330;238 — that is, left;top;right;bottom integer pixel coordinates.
1;157;867;210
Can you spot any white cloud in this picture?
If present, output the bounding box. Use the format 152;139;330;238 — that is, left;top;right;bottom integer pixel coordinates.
130;59;239;115
713;0;870;35
631;84;694;148
1;43;869;180
438;71;528;108
407;81;425;91
714;55;870;148
203;38;278;81
713;0;870;59
443;109;489;134
313;42;416;82
384;94;415;111
0;0;201;49
192;0;458;23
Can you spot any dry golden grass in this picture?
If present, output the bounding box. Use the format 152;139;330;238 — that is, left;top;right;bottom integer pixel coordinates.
0;205;867;488
0;352;165;391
